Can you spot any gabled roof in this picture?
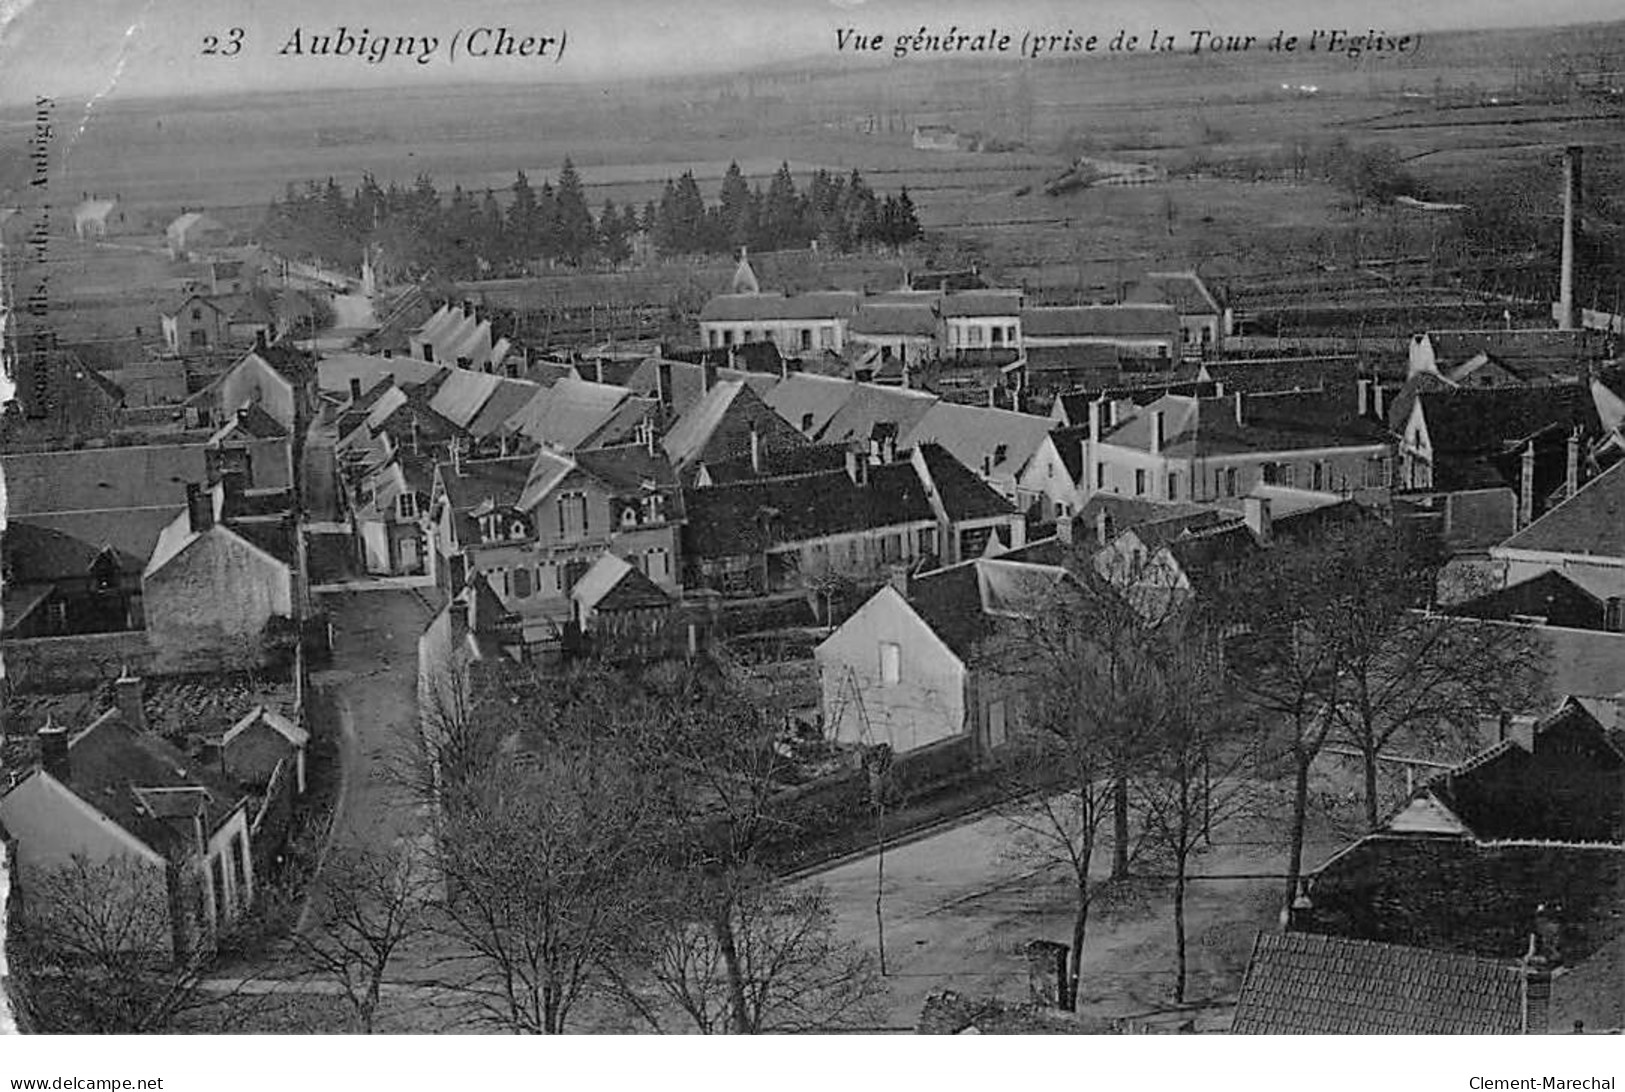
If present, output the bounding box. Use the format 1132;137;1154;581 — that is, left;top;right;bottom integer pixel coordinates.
662;380;748;469
436;456;533;543
814;382;938;446
1121;271;1222;316
1022;304;1178;339
208;402;287;442
517;448;578;512
48;707;246;857
625;357;777;419
570;553;672;614
907;558;1072;660
1497;459;1625;560
1423;328;1604;368
697;443;849;485
317;352;444;398
915;442;1017;521
220;706;309;750
1232;932;1527;1034
1203;357;1352;396
1050;426;1089;482
1103;391;1389;457
466;378;547;439
501;376;629;451
1;518;157;583
1415;386;1600;455
682;463;935;559
1;445;210;516
1447;570;1607;630
901;401;1053;479
764;373;869;438
574;443;681;495
429;368;504;429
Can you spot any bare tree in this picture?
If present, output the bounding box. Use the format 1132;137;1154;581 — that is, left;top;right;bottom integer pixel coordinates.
983;562;1167;1007
1132;631;1261;1004
7;855;212;1033
428;734;659;1034
1322;525;1552;829
626;881;882;1034
287;841;435;1033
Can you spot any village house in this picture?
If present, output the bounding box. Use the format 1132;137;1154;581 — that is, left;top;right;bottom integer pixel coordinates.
698;291;862;355
912;124;960;152
901;399;1065;514
1490;459;1625;602
142;481;298;674
0;697;255;962
939;291;1023;355
1085;389;1393;507
184;338;317;439
660;377;810;479
843;297;940;370
410;300;515;373
1121;271;1228;356
681;450;939;598
567;552;679;662
430;441;683;644
0;444;210;644
815;557;1072;758
1020;304;1180;364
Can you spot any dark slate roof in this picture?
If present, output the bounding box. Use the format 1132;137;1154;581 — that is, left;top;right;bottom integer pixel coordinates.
916;442;1016;521
218;402;288;440
1203;357;1355;397
1;520;148;582
1022;305;1178;339
1417;386;1601;455
1050;426;1089;482
1423;702;1624;843
574;443;680;493
907;562;992;659
1498;460;1625;559
1;445;210;516
906;268;987;292
662;342;786;374
1121;271;1222;315
1446;570;1607;630
699;443;850;484
849;302;939;337
682;463;934;558
1103;390;1390;457
230;517;297;567
595;562;674;612
1426;329;1605;367
57;709;246;857
938;291;1023;318
437;456;532;543
1232;932;1526;1034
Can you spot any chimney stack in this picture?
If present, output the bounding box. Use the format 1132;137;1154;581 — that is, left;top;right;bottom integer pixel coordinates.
1566;429;1581;499
39;717;70;783
185;482;214;534
451;437;464;476
887;562;911;599
1233;389;1245;426
1244;494;1272;545
1151;409;1165;455
749;425;763;475
254;328;268;352
1519;444;1536;528
349;377;362;403
115;671;147;733
1357;377;1371;418
656;362;674;408
845;446;868;486
1559;146;1582;332
449;597;469;641
1096;508;1113;546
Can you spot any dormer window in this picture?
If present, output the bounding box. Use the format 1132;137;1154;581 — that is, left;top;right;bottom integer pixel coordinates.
398;493;419;521
621;506;639;529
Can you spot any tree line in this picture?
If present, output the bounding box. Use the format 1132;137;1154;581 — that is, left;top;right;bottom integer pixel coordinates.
257;159;922;283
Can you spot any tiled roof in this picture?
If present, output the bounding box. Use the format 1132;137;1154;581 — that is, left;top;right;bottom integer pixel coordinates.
697;443;850;485
571;553;671;614
662;381;747;469
698;292;861;323
1232;932;1526;1034
1;445;210;516
574;443;681;498
915;442;1017;521
1050;426;1089;482
211;402;288;441
814;382;938;446
1416;386;1600;455
1022;304;1179;340
1103;391;1389;458
764;373;869;438
54;708;246;858
849;302;939;337
1446;570;1607;630
682;463;935;559
901;401;1053;479
938;291;1023;318
2;508;179;583
500;376;629;451
467;378;546;439
1121;271;1222;315
908;558;1072;660
1497;460;1625;559
1425;329;1605;367
1203;357;1354;396
429;369;504;429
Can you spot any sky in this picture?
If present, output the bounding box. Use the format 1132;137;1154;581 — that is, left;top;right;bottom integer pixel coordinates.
0;0;1622;107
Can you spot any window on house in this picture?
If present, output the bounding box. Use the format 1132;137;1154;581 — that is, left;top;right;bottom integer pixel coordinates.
916;527;936;556
1312;462;1325;491
1364;457;1387;488
558;492;588;540
1135;469;1147;496
189;329;208;348
801;412;815;433
1262;462;1280;485
879;642;901;686
800;328;813;351
192;308;203;321
1096;463;1105;489
513;567;532;598
991;326;1004;345
967;325;985;346
722;329;735;347
1225;468;1238;496
1167;473;1178;500
819;326;834;349
1007;325;1018;344
398;493;418;521
422;344;434;363
987;699;1008;749
211;855;228;923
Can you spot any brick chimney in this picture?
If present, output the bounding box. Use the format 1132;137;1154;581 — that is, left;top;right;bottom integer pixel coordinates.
1558;146;1582;332
1151;409;1165;455
115;671;147;733
1233;389;1245;426
348;377;362;402
1566;429;1581;500
749;425;763;475
887;562;911;599
38;717;70;783
185;482;214;534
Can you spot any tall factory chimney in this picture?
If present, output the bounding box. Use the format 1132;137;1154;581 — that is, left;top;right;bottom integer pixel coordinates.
1559;146;1582;332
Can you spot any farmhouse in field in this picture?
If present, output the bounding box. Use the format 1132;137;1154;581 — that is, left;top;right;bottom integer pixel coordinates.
912;125;960;151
